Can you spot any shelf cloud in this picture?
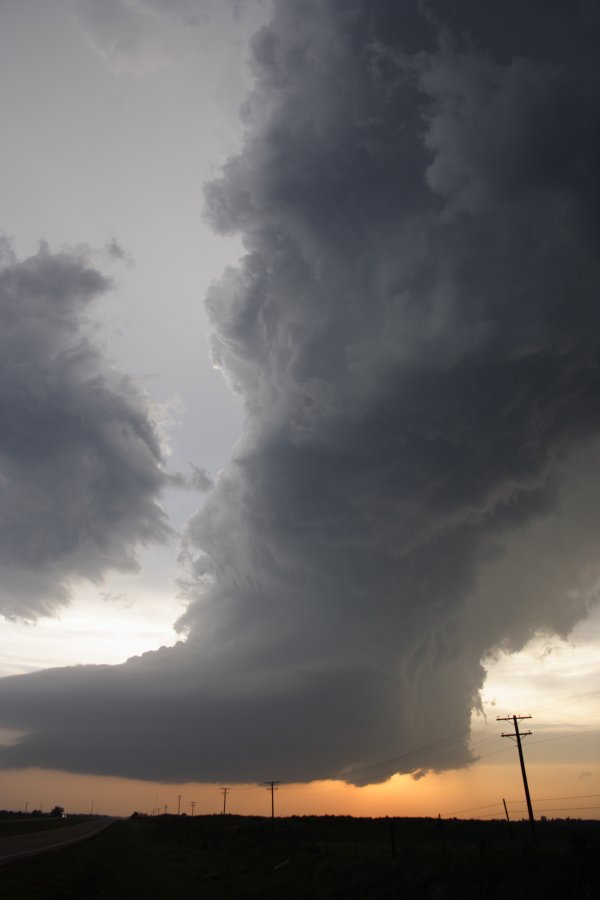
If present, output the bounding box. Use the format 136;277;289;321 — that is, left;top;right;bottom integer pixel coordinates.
2;0;600;785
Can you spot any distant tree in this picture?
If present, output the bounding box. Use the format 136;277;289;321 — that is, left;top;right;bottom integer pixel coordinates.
50;805;64;817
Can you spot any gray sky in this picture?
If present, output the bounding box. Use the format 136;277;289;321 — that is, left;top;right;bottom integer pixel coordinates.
0;0;254;479
0;0;265;660
1;0;600;790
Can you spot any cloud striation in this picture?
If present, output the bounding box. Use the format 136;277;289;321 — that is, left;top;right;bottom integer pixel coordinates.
0;239;169;620
2;0;600;786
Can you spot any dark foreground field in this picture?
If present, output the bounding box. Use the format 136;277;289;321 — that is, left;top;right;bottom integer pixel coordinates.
1;813;599;899
0;815;90;839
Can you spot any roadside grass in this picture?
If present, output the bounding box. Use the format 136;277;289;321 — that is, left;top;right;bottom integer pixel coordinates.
0;816;90;839
1;814;600;899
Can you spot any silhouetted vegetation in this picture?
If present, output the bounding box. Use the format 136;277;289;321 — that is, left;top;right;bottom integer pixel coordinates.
1;813;600;898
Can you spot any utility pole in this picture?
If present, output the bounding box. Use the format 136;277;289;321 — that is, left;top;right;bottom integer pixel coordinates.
437;814;446;855
190;801;196;817
502;798;514;843
498;714;536;842
177;794;182;815
221;787;230;815
164;804;168;816
265;781;280;821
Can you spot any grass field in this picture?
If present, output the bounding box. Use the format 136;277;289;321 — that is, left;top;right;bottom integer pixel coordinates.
0;815;90;839
1;813;599;898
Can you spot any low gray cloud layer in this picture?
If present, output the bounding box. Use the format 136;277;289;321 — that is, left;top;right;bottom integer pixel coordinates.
0;239;169;620
2;0;600;785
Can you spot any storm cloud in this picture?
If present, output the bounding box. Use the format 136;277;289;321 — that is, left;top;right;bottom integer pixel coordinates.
2;0;600;785
0;239;169;620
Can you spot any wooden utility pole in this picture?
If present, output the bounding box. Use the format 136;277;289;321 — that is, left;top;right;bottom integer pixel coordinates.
265;781;280;821
190;801;196;817
177;794;182;815
502;797;514;842
221;787;230;815
437;813;447;855
498;714;536;842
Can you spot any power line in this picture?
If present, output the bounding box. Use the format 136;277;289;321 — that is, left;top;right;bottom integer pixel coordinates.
343;728;486;780
442;792;600;820
498;714;536;842
443;800;503;816
509;792;600;804
526;805;600;814
528;727;600;748
170;685;600;821
225;785;264;793
233;685;600;797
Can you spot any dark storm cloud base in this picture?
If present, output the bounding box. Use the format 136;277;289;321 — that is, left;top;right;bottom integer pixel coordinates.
2;0;600;785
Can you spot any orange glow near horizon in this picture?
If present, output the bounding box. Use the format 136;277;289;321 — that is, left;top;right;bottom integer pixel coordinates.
1;760;598;821
2;634;599;821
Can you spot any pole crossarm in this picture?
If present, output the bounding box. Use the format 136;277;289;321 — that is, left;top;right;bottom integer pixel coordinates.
265;781;280;821
220;787;230;815
497;714;536;842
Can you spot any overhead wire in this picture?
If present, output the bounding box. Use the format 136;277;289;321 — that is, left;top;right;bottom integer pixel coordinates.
221;684;600;812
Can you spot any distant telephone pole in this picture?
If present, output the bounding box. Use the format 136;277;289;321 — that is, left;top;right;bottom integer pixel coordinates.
190;801;196;817
220;787;230;815
265;781;280;821
498;714;536;842
177;794;182;815
502;798;514;842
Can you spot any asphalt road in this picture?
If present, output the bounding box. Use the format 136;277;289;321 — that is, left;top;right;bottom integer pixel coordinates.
0;817;117;864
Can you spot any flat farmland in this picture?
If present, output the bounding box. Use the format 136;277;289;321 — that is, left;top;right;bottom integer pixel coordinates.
0;814;599;899
0;816;90;839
